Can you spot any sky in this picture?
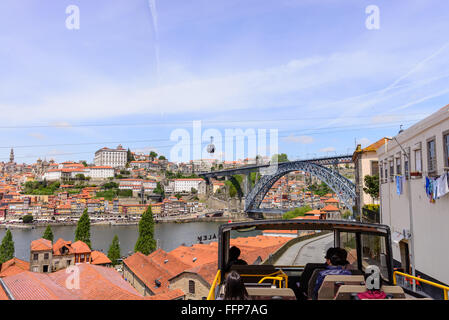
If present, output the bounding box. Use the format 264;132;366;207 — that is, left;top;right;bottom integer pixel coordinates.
1;0;449;164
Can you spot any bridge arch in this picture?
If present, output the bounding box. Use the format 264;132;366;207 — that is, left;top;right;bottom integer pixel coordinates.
245;161;356;214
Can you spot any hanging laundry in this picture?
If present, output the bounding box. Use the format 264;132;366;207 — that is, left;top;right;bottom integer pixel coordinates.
396;176;403;195
436;173;449;199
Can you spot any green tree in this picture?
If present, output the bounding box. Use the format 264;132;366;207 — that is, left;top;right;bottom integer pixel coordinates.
149;151;158;160
158;155;166;160
134;206;156;255
175;193;182;200
191;188;197;194
0;230;14;263
75;209;91;248
271;153;289;163
75;173;86;181
82;161;88;167
363;175;380;200
282;206;312;220
127;148;135;163
22;215;33;223
43;225;54;242
107;235;121;266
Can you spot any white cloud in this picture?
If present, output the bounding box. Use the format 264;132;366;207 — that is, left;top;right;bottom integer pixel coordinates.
357;138;371;147
28;132;45;140
319;147;336;153
282;134;315;144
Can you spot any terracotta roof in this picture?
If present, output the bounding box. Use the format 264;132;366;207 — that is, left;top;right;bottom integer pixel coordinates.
91;251;112;265
2;271;78;300
49;264;142;300
321;205;340;212
144;289;185;300
71;241;91;254
0;258;30;278
324;198;339;203
124;250;189;295
0;285;8;300
30;238;52;252
52;238;74;256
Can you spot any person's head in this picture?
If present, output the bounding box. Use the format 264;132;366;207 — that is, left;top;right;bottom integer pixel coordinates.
229;246;241;261
329;249;347;266
224;271;249;300
325;247;338;265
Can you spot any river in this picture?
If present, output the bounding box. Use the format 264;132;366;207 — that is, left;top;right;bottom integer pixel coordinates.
0;222;261;262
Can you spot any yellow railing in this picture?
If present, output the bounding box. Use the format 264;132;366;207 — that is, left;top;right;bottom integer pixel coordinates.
207;270;222;300
393;271;449;300
258;276;284;288
207;269;289;299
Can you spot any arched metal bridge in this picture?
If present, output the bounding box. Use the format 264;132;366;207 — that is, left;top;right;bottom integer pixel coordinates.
199;155;356;214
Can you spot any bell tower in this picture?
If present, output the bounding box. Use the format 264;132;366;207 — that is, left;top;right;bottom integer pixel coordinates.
9;148;14;163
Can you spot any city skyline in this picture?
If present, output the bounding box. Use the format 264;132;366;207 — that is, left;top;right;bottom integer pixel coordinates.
1;1;449;163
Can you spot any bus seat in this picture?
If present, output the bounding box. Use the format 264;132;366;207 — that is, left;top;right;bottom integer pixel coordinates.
334;285;406;300
246;287;296;300
307;268;326;298
317;275;365;300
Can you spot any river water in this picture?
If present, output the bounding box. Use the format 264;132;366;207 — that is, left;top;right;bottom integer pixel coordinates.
0;222;261;262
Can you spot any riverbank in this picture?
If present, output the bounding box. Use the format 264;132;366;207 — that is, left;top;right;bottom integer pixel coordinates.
0;216;251;229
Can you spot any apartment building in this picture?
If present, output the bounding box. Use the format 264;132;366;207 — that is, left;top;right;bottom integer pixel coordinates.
352;138;386;215
377;104;449;291
172;178;206;194
94;145;127;168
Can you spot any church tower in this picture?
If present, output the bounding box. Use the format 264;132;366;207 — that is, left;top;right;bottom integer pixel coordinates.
9;148;14;163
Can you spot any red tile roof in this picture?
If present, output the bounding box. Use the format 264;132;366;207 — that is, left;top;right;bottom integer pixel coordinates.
0;258;30;278
321;205;340;212
71;241;91;254
30;238;52;252
49;264;142;300
144;289;185;300
91;251;112;265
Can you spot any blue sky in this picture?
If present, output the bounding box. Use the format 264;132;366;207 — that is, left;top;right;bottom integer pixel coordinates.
1;0;449;163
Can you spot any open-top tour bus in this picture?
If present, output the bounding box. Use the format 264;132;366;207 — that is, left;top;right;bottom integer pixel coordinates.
207;219;441;300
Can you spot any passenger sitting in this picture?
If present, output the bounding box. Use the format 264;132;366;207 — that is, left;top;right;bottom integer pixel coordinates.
225;246;248;273
336;247;353;271
297;247;338;300
223;271;250;300
312;250;352;300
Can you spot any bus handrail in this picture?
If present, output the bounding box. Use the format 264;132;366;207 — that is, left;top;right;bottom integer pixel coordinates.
258;276;284;288
393;271;449;300
207;270;221;300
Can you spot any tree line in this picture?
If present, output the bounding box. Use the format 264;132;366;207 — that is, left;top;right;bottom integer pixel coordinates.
0;206;156;265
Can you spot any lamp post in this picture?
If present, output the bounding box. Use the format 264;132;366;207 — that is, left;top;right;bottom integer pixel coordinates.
387;136;416;292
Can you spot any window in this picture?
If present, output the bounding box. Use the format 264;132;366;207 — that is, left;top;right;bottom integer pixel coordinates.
188;280;195;294
44;253;49;260
33;254;39;260
444;133;449;167
414;149;422;172
404;148;410;179
395;156;401;175
389;160;394;180
32;266;39;272
427;138;437;174
370;161;379;176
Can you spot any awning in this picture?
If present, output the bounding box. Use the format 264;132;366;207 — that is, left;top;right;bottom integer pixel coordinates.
392;231;404;244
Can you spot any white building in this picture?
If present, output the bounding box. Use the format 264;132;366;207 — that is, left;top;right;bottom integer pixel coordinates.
377;104;449;291
85;166;114;179
94;144;127;168
119;179;157;192
173;178;206;194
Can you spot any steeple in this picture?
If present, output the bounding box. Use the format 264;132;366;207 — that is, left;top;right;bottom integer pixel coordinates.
9;148;14;163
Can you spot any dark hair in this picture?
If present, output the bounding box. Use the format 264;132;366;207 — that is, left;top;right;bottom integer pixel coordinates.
224;271;249;300
325;247;338;260
329;248;348;266
229;246;241;261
